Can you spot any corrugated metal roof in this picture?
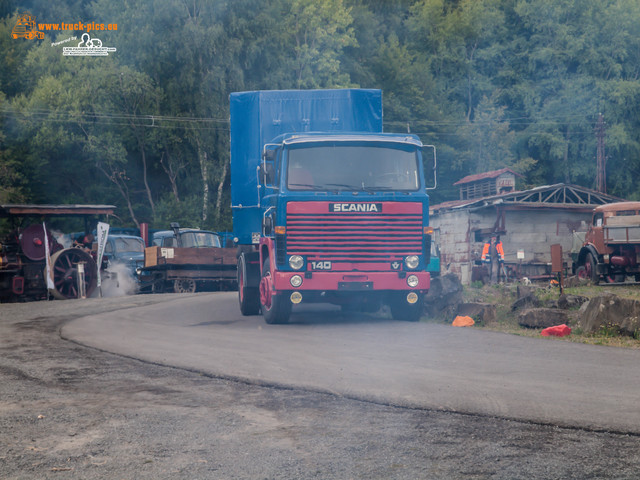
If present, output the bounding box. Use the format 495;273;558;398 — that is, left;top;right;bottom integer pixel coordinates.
453;167;522;185
431;184;623;215
0;204;116;217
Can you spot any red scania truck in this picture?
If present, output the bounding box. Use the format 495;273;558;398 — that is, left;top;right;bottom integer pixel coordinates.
230;89;436;324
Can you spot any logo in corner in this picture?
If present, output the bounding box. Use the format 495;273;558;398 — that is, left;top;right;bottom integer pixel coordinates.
63;33;116;56
12;12;44;40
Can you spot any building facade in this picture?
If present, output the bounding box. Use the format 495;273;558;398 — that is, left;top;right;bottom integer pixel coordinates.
430;177;620;284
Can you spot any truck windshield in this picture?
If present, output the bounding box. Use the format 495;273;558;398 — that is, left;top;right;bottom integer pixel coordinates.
113;237;145;253
180;232;221;248
287;144;420;192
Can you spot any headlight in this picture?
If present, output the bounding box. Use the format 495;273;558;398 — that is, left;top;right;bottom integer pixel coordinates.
404;255;419;269
290;275;303;287
407;275;419;288
289;255;304;270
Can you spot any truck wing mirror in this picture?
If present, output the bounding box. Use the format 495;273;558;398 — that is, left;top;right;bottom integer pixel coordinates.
259;162;276;186
422;145;437;190
263;148;277;161
263;215;273;236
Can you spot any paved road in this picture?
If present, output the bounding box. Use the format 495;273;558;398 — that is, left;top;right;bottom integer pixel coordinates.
64;292;640;434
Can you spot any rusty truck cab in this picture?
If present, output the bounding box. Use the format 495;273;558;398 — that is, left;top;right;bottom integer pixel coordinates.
579;201;640;283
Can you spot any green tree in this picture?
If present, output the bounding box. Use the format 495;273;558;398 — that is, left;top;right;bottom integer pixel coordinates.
281;0;357;88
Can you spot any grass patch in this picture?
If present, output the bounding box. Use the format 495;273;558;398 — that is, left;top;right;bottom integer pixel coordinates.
458;282;640;349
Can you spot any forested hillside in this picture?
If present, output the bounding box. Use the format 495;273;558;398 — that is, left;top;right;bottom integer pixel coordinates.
1;0;640;231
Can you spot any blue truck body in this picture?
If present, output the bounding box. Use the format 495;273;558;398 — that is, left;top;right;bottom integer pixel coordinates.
230;89;435;324
231;89;383;245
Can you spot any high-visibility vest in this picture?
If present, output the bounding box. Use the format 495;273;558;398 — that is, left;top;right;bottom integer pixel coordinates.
481;242;504;262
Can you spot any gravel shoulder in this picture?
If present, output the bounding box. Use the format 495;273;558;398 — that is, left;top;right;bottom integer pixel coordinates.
2;295;640;479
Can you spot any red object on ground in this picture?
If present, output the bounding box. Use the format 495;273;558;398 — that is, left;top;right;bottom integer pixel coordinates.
541;324;571;337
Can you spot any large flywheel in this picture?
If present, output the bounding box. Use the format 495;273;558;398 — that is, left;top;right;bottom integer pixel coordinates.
50;248;98;299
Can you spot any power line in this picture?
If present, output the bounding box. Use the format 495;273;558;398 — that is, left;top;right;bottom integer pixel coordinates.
0;106;229;124
3;106;605;133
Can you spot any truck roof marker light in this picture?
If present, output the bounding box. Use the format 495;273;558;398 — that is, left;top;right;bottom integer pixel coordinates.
290;291;302;304
424;227;433;235
275;226;286;235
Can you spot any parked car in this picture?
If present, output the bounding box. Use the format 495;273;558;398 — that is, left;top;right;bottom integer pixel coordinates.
102;234;145;280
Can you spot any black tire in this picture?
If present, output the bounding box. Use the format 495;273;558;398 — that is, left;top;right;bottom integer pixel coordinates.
575;266;589;283
238;255;260;315
389;293;423;322
260;259;291;324
586;253;599;284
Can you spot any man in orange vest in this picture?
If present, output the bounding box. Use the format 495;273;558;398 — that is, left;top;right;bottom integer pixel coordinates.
481;235;504;283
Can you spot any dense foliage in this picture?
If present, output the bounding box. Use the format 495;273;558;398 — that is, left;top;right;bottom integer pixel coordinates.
1;0;640;232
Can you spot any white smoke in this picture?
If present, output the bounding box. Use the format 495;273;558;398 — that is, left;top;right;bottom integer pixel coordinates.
51;230;72;249
99;262;139;297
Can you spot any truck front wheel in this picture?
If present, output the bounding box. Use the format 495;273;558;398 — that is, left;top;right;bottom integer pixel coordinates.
238;255;260;315
585;253;600;285
259;259;291;324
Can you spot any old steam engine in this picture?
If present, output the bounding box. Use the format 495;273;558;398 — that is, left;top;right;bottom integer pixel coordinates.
0;204;115;302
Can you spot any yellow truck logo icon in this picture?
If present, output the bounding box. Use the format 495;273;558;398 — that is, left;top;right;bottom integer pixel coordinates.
12;12;44;40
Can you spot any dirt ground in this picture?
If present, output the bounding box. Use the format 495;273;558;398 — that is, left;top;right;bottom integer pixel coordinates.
2;295;640;479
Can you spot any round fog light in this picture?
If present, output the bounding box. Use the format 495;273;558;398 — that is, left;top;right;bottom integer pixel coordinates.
289;255;304;270
290;291;303;304
404;255;419;269
407;292;419;304
407;275;419;288
290;275;303;288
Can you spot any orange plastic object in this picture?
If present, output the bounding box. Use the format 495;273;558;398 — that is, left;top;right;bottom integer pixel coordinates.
452;315;475;327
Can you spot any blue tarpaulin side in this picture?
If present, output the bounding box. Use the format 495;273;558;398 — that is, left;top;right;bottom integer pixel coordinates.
230;89;383;244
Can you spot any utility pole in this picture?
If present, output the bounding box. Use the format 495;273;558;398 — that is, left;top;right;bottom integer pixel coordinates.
595;113;607;193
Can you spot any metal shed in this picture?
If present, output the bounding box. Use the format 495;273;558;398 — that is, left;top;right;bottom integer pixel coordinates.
430;184;621;284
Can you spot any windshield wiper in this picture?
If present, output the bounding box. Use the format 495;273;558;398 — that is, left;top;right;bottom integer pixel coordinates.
288;183;326;191
324;183;377;194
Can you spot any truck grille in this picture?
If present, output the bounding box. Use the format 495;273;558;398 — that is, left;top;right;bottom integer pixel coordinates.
286;201;423;263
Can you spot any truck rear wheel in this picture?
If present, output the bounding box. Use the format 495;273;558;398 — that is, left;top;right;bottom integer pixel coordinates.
260;259;291;324
238;255;260;315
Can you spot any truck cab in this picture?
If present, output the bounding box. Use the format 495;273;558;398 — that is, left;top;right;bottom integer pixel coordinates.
577;201;640;283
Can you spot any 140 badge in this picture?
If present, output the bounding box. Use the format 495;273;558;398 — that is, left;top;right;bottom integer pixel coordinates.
311;261;332;270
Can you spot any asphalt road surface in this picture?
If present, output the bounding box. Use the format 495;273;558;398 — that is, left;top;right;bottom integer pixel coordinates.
2;292;640;479
65;292;640;434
